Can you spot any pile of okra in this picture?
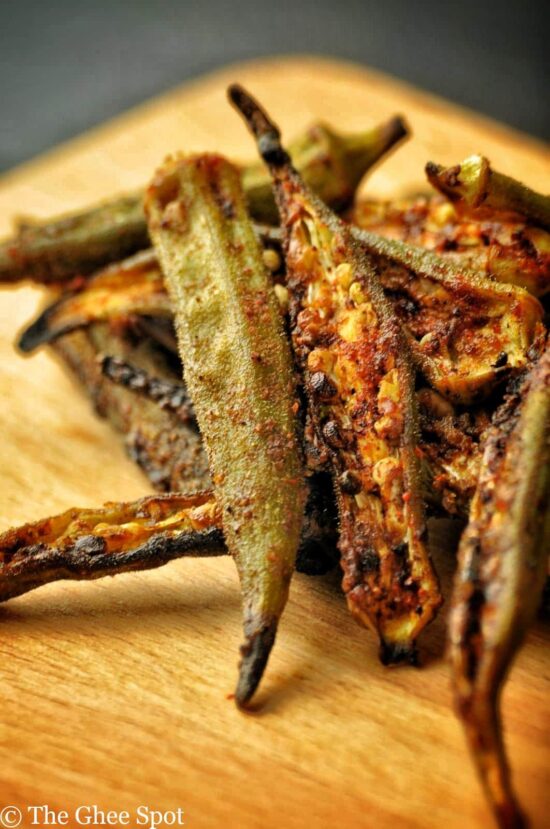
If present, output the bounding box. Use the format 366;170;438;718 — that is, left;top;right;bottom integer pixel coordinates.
1;86;548;829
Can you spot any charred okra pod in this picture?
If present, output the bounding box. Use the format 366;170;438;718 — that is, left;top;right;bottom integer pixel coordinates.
449;344;550;829
229;85;441;662
417;388;490;517
426;155;550;231
351;227;544;404
51;323;212;493
0;116;407;285
100;354;193;418
0;492;224;604
19;251;170;352
145;153;307;706
0;470;338;606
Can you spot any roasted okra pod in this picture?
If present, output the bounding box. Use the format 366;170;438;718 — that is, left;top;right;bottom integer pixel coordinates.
449;344;550;829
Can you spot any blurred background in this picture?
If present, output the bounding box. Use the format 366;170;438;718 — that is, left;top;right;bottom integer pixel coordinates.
2;0;548;173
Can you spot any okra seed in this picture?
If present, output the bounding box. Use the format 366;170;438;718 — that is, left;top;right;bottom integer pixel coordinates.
263;247;282;272
322;420;344;448
309;371;337;400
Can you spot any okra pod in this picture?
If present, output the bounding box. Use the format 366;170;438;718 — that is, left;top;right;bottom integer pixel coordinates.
19;250;170;352
351;226;545;404
350;196;550;298
243;115;408;223
145;153;307;706
229;85;441;662
449;344;550;829
0;194;148;285
51;323;212;493
426;155;550;231
0;116;407;285
0;492;224;604
0;467;338;605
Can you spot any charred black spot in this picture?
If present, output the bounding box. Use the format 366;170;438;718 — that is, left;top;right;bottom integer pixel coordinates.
379;640;418;666
73;535;107;557
358;547;379;574
258;133;289;167
392;542;408;558
479;488;492;505
296;539;338;576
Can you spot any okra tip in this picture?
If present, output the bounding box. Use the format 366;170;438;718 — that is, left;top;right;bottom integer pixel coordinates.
380;115;409;149
227;85;289;168
234;618;278;708
379;639;418;667
17;306;57;353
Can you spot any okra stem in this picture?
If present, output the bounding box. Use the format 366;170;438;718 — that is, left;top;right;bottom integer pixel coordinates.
243;116;408;223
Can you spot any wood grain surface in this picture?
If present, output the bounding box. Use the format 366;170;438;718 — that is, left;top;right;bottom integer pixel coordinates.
0;57;548;829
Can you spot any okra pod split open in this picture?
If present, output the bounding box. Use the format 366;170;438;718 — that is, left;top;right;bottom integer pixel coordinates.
18;250;170;352
24;282;486;520
145;152;308;706
0;492;224;604
0;468;339;605
426;155;550;231
229;85;441;663
448;344;550;829
350;226;545;404
0;115;408;286
350;196;550;298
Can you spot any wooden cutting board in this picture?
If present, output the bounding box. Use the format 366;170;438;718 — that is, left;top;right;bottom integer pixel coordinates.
0;57;548;829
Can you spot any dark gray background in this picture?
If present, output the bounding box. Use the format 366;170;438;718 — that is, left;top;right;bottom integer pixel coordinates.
1;0;548;173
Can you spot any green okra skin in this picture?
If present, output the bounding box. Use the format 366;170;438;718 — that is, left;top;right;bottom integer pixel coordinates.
426;155;550;231
448;344;550;829
0;116;408;285
145;153;307;707
0;194;147;284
